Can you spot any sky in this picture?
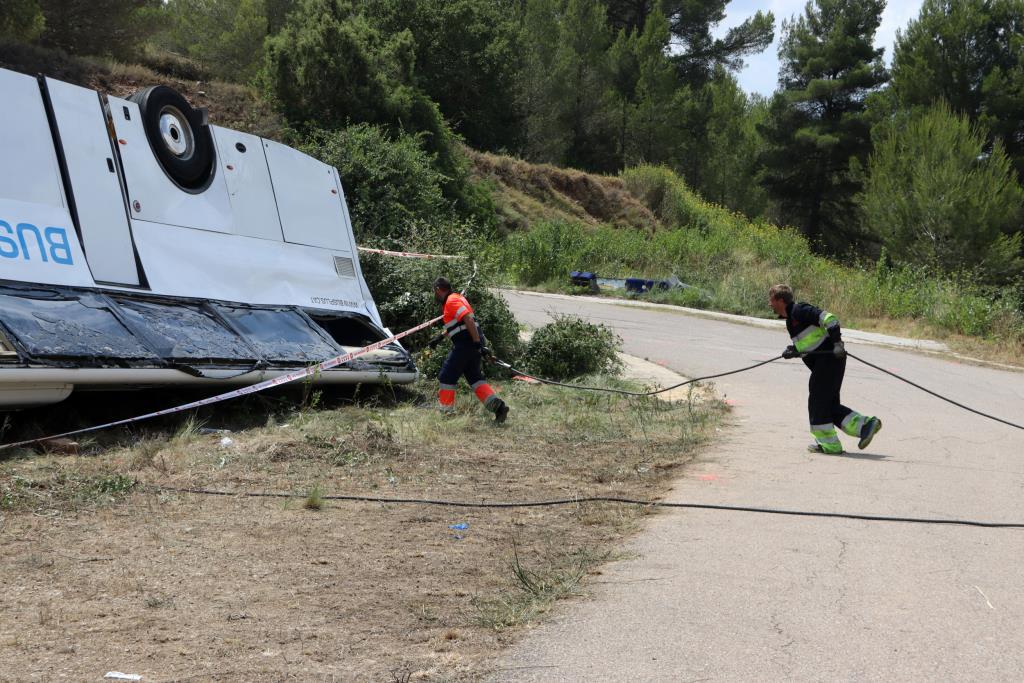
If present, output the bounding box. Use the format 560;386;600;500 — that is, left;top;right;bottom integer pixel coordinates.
715;0;925;96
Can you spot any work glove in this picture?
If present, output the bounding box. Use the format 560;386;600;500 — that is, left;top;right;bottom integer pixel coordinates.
477;342;493;359
833;340;846;359
782;345;800;360
426;334;443;350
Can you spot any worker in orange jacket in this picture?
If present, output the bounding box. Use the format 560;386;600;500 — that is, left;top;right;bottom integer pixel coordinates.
427;277;509;423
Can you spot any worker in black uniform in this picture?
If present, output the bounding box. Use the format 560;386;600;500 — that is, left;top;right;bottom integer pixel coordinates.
769;284;882;454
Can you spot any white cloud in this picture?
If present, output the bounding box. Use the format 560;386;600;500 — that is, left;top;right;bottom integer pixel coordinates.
714;0;924;96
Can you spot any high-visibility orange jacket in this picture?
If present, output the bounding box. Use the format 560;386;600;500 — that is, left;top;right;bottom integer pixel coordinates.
442;293;475;344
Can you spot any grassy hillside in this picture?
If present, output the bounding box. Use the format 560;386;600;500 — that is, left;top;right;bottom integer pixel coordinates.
482;162;1024;363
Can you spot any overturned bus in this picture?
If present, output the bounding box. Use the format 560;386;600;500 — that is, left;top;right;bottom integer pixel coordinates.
0;67;416;409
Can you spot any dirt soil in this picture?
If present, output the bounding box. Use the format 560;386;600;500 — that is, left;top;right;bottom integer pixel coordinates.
0;379;725;682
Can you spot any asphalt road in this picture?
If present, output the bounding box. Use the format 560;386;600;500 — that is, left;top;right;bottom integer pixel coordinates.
495;290;1024;682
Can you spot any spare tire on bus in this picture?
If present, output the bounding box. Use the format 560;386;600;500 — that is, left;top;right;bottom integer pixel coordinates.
129;85;215;191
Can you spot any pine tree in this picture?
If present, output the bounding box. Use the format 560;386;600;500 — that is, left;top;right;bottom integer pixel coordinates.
608;26;640;164
159;0;269;82
604;0;774;86
364;0;524;153
758;0;889;252
859;103;1023;282
628;8;678;164
891;0;1024;180
37;0;158;59
0;0;45;42
700;71;771;218
519;0;615;170
263;0;462;185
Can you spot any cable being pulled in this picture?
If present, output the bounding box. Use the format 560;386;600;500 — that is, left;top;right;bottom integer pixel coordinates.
490;355;784;397
496;347;1024;432
847;351;1024;432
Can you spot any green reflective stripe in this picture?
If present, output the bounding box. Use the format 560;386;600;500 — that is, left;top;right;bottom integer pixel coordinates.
810;424;842;453
810;424;839;440
792;325;821;343
820;311;839;329
840;412;865;437
793;325;826;352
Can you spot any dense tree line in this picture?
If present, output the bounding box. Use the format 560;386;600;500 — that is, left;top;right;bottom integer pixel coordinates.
2;0;1023;283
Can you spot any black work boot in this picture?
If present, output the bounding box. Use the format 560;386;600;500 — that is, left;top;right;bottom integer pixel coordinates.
493;399;509;424
858;417;882;450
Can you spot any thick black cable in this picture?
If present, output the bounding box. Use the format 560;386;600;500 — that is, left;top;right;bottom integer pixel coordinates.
846;351;1024;432
496;345;1024;433
491;354;784;397
155;486;1024;529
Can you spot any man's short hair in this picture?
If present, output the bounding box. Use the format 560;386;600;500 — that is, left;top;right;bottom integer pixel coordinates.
433;277;452;292
769;284;794;304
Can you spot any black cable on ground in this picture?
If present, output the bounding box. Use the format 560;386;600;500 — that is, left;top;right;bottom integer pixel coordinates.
491;355;784;397
155;486;1024;529
495;347;1024;433
846;351;1024;432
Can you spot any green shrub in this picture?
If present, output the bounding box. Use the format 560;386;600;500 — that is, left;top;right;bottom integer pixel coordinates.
526;315;622;381
300;125;452;242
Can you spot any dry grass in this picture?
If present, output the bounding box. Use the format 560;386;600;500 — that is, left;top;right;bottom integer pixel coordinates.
92;62;285;140
468;149;659;233
839;316;1024;369
0;378;726;681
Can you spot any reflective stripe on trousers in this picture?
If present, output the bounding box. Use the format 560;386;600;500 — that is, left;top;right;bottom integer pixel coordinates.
438;383;457;412
810;422;844;454
471;380;501;411
840;411;866;437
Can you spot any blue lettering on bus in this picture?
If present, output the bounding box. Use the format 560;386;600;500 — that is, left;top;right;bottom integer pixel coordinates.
0;220;74;265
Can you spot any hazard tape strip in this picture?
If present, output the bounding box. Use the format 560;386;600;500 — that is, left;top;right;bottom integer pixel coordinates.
357;247;465;259
0;315;443;452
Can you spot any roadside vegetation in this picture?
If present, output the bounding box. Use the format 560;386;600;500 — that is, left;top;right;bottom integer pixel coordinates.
1;374;726;679
492;165;1024;361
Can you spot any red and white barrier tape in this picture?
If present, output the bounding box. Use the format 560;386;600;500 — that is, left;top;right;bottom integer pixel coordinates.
357;247;465;260
0;315;443;452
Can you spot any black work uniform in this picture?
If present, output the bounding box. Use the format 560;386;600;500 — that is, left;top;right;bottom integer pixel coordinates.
786;301;855;433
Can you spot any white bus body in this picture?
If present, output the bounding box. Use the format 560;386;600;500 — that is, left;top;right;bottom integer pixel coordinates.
0;67;415;409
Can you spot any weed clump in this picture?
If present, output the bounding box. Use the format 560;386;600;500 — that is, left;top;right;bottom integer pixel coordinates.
304;485;324;511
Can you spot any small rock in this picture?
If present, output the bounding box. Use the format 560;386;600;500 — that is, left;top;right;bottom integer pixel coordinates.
38;438;79;455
